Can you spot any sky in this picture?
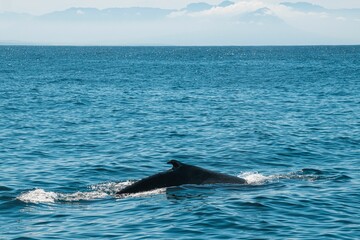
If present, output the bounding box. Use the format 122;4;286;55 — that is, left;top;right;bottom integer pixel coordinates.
0;0;359;45
1;0;360;15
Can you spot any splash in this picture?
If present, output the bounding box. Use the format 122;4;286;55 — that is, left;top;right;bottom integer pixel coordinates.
17;181;165;204
17;188;109;204
117;188;166;198
89;181;134;194
17;189;58;203
239;172;271;184
17;181;132;204
238;169;323;185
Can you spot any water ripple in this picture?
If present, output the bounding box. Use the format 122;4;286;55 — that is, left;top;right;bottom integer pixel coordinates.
1;46;359;239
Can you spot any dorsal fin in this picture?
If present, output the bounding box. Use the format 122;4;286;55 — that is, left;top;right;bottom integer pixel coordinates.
167;160;183;169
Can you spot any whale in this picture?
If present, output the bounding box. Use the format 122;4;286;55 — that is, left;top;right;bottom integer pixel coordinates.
117;160;246;195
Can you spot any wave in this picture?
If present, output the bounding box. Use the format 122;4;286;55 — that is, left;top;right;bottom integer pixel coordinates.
17;169;327;204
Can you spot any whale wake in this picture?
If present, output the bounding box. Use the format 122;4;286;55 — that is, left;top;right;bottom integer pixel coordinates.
17;169;323;204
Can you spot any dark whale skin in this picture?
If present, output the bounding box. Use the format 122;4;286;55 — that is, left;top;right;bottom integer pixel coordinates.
117;160;246;195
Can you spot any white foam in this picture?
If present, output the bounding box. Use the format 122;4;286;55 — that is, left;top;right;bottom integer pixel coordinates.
117;188;166;198
17;189;58;203
238;170;320;185
58;191;109;201
239;172;271;184
90;181;133;194
17;188;110;203
17;181;161;204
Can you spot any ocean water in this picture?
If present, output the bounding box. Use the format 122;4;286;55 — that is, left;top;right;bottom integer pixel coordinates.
0;46;359;239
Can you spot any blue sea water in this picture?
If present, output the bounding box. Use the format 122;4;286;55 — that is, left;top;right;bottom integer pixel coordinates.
0;46;359;239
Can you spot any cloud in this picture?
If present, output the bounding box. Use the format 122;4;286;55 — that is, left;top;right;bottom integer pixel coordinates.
280;2;325;12
336;17;346;21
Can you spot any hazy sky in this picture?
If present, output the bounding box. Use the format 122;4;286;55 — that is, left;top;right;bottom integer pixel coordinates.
1;0;359;45
1;0;360;15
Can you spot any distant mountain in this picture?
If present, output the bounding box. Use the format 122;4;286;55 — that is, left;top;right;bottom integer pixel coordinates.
39;7;173;22
39;8;101;21
281;2;360;20
1;1;359;45
0;1;256;23
238;8;284;25
183;2;213;12
334;8;360;18
103;7;173;20
0;11;33;21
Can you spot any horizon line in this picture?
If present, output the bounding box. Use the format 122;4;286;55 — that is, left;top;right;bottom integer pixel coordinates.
1;43;360;47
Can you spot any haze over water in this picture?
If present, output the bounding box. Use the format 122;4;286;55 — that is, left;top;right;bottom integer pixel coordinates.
1;1;360;45
1;46;359;239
